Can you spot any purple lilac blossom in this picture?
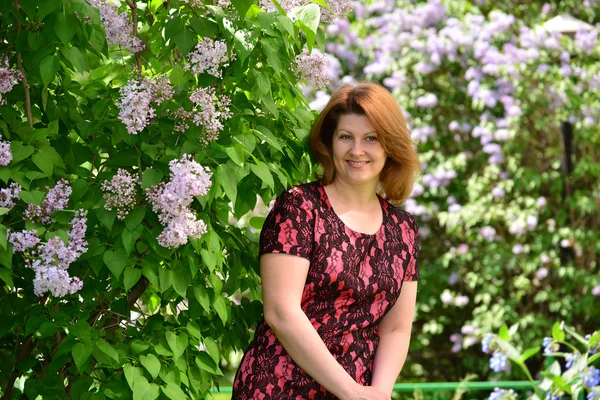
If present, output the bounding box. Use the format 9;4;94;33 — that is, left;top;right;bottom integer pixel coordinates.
455;295;469;307
185;38;229;78
448;272;459;285
479;226;496;242
492;187;505;198
0;136;12;166
89;0;144;52
146;154;212;248
25;179;72;224
295;49;331;89
512;244;524;254
309;91;331;111
189;87;232;145
0;183;22;208
116;76;173;134
0;57;23;106
415;93;438;108
536;267;549;280
102;169;140;220
8;230;40;252
592;285;600;296
575;30;598;55
482;333;493;353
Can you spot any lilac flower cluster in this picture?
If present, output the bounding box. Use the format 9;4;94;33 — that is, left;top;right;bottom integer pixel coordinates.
185;39;230;78
259;0;303;12
116;76;174;134
295;49;331;89
489;352;510;372
421;168;457;189
25;179;72;224
189;87;232;145
583;367;600;388
89;0;144;53
0;183;21;208
17;210;88;297
7;230;40;252
102;169;140;220
321;0;353;24
0;57;22;106
146;154;212;248
488;387;516;400
592;285;600;296
0;134;12;166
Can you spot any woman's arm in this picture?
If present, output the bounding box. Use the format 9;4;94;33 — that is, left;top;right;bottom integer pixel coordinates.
261;253;389;400
370;281;418;395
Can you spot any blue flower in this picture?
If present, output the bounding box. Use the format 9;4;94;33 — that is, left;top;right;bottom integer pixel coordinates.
482;333;494;354
583;367;600;388
565;353;579;369
490;352;509;372
587;391;599;400
543;337;556;355
545;393;560;400
586;334;599;355
488;387;505;400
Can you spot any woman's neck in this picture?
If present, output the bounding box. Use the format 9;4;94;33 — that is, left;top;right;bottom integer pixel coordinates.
327;179;380;209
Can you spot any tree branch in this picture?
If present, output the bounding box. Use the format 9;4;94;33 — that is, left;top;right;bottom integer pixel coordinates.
126;0;143;72
13;0;33;127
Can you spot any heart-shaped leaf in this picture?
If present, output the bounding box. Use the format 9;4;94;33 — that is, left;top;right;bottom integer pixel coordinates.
123;267;141;291
72;342;92;373
140;353;161;380
103;249;127;278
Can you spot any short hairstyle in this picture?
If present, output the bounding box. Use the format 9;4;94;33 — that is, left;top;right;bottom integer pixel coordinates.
310;82;421;205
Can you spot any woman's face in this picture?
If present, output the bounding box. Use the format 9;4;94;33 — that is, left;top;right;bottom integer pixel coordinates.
331;114;387;187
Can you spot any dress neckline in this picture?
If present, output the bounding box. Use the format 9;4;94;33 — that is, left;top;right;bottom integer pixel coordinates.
318;181;386;237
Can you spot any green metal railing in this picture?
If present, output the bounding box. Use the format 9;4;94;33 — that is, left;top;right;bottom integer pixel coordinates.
208;381;536;399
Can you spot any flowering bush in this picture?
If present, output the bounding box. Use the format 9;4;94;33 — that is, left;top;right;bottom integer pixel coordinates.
482;323;600;400
317;0;600;382
0;0;340;397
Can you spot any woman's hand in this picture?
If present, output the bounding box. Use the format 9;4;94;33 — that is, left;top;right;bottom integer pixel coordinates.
344;385;391;400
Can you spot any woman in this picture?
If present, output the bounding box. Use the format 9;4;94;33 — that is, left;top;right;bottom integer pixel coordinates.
232;82;422;400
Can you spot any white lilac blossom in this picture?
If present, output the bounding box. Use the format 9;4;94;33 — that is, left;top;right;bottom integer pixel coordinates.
537;197;547;207
259;0;303;12
89;0;144;53
492;187;505;198
535;267;548;280
0;183;22;208
25;179;72;224
0;57;22;106
411;126;436;143
440;290;453;304
146;154;212;248
295;49;331;89
116;76;174;134
102;169;140;220
189;87;232;145
575;30;598;56
592;285;600;296
28;210;87;297
309;91;331;111
512;244;524;254
454;295;469;307
448;204;461;213
185;39;229;78
450;333;462;352
8;230;40;252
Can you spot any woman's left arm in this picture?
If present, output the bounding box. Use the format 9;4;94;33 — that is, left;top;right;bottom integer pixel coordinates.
370;281;418;395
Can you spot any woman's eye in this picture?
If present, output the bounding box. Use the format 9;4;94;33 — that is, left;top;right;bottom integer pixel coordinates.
365;136;378;142
340;134;352;140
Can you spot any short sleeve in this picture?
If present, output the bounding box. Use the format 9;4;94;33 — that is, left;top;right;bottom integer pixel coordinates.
258;187;315;261
402;214;420;281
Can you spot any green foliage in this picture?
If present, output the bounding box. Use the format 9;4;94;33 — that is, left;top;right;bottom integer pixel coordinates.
0;0;326;397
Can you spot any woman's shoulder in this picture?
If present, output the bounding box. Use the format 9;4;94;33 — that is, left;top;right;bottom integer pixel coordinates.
382;200;419;232
274;181;323;211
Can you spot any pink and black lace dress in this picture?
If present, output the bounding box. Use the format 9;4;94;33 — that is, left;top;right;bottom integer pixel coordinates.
232;181;420;399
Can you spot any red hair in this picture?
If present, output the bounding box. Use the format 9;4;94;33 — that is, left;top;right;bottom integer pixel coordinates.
310;82;421;205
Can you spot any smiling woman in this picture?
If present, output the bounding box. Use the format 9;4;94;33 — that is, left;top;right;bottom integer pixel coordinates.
232;82;423;400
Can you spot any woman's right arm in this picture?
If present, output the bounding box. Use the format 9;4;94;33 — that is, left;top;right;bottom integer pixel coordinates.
261;253;389;400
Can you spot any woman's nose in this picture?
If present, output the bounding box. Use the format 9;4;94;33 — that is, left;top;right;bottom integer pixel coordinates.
350;141;365;155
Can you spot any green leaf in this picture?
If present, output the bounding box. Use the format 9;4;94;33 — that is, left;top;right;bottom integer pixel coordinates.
19;190;45;205
166;331;189;359
93;338;120;366
123;267;142;291
124;364;145;390
233;29;259;62
189;17;218;37
520;346;540;363
174;29;195;55
0;267;14;288
0;225;7;251
159;268;172;293
38;0;61;20
204;337;219;364
61;47;89;72
32;152;53;177
10;142;34;163
249;216;265;229
122;226;143;255
230;0;253;17
40;54;59;86
195;352;222;375
132;376;160;400
260;38;282;76
97;207;117;230
498;325;509;341
103;248;128;279
250;69;271;98
54;12;78;45
208;273;223;295
130;340;150;355
589;352;600;365
193;286;211;312
187;321;202;340
72;342;93;373
172;269;190;298
161;383;187;400
139;353;161;380
170;65;187;87
216;164;237;206
142;168;163;189
254;126;284;153
125;207;145;232
552;322;565;342
250;162;275;190
213;296;228;324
